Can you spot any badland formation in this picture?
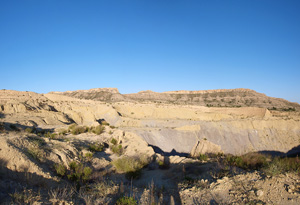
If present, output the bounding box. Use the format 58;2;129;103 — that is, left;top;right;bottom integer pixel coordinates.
0;88;300;204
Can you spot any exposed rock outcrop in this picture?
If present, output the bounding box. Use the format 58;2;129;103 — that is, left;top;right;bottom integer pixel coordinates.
190;139;223;157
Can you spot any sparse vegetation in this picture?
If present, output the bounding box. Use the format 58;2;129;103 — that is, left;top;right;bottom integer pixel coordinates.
111;138;118;145
90;125;105;135
54;163;67;177
26;146;45;162
10;189;41;204
67;124;105;135
199;154;208;161
112;155;149;179
44;132;58;139
116;196;137;205
111;144;123;156
58;128;68;135
158;157;170;169
25;127;35;133
71;125;87;135
219;153;300;177
67;161;92;183
224;153;268;170
88;142;105;152
263;156;300;176
27;136;46;147
84;152;93;160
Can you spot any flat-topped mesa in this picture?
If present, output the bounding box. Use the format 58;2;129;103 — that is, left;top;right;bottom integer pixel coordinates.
163;88;255;94
50;88;120;94
137;90;158;94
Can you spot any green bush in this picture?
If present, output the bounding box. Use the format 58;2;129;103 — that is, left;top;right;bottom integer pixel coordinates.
69;161;78;171
26;146;45;162
82;167;92;181
27;136;46;147
89;143;104;152
199;154;208;161
263;157;300;176
111;138;117;145
116;196;137;205
25;127;34;133
58;129;68;135
54;163;66;177
100;120;110;126
67;161;92;182
111;144;123;156
225;153;267;170
112;155;149;179
68;124;77;131
84;152;93;160
44;132;58;139
70;126;87;135
91;125;105;135
10;189;41;204
158;158;170;169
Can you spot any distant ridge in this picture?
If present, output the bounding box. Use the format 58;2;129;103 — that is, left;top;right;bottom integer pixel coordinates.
163;88;254;94
50;88;300;110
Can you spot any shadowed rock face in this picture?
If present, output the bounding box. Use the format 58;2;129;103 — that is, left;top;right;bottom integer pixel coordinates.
1;89;300;155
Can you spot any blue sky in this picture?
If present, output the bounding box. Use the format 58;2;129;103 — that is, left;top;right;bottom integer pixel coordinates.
0;0;299;103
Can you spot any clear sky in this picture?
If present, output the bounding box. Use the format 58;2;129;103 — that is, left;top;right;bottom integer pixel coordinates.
0;0;299;103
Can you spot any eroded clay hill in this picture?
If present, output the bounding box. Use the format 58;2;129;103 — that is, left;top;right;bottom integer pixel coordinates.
1;89;300;156
1;89;300;204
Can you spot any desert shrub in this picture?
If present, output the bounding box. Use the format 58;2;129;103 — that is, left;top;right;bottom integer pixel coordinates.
68;124;77;131
199;154;208;161
100;120;110;126
25;127;34;133
58;128;68;135
26;146;45;162
69;161;78;171
70;126;87;135
10;189;41;204
54;163;66;177
111;138;117;145
263;156;300;176
45;132;58;139
116;196;137;205
82;167;92;181
67;161;92;182
89;143;104;152
84;152;93;160
112;155;149;179
111;144;123;156
27;136;46;147
225;153;267;170
48;186;75;204
91;125;105;135
109;125;116;129
158;159;170;169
